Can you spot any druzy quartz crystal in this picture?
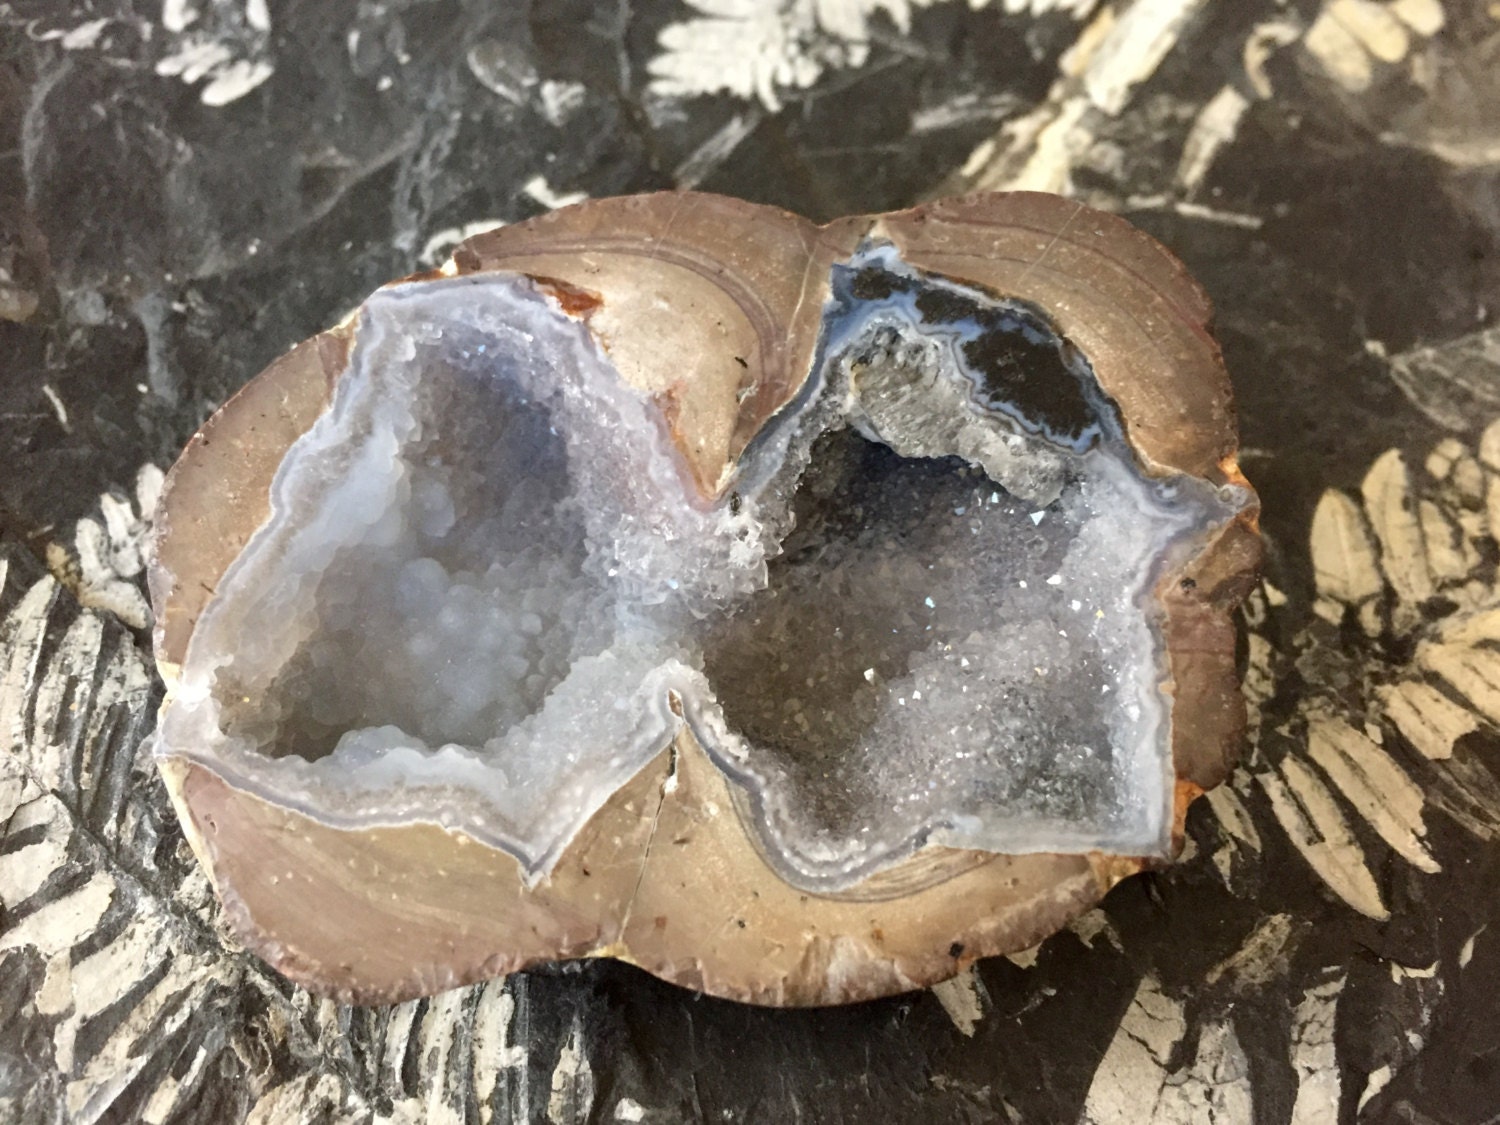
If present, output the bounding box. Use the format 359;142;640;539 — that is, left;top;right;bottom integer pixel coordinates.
150;192;1261;1005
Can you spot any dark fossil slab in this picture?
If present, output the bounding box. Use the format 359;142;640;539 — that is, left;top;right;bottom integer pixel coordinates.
3;0;1500;1121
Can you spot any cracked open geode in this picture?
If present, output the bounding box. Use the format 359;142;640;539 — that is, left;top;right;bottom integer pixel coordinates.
149;191;1261;1006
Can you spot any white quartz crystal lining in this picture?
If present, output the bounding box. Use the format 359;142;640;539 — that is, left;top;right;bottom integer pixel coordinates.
692;430;1215;884
680;248;1238;884
159;274;742;873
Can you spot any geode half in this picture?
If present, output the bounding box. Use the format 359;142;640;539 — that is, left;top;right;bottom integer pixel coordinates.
149;191;1261;1005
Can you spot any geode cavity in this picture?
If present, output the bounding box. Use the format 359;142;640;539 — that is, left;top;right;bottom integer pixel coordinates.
149;191;1261;1006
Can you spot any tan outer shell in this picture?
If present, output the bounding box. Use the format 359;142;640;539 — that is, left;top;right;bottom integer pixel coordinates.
166;734;1109;1006
150;330;350;678
150;191;1261;1006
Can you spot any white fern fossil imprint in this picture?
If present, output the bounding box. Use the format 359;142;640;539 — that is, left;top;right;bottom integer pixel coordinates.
42;464;163;632
1224;419;1500;921
647;0;1098;111
0;560;549;1124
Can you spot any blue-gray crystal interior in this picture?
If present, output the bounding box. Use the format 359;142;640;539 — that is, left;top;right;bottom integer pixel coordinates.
156;248;1244;891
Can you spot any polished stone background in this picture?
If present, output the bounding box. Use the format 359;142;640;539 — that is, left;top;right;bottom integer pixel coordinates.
3;1;1500;1122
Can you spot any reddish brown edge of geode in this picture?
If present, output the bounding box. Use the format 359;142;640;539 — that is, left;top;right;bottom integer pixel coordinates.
149;191;1261;1006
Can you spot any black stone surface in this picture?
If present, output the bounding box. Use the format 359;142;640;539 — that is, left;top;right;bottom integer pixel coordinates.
3;1;1500;1122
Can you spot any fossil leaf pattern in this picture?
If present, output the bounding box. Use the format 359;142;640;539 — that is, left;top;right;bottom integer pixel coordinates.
41;464;163;632
33;0;276;108
647;0;1097;110
0;502;587;1123
1227;418;1500;922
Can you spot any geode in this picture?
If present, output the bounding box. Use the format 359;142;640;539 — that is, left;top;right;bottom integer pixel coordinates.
149;191;1261;1006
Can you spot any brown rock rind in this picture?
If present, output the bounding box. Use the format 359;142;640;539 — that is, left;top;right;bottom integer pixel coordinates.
151;190;1260;1007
